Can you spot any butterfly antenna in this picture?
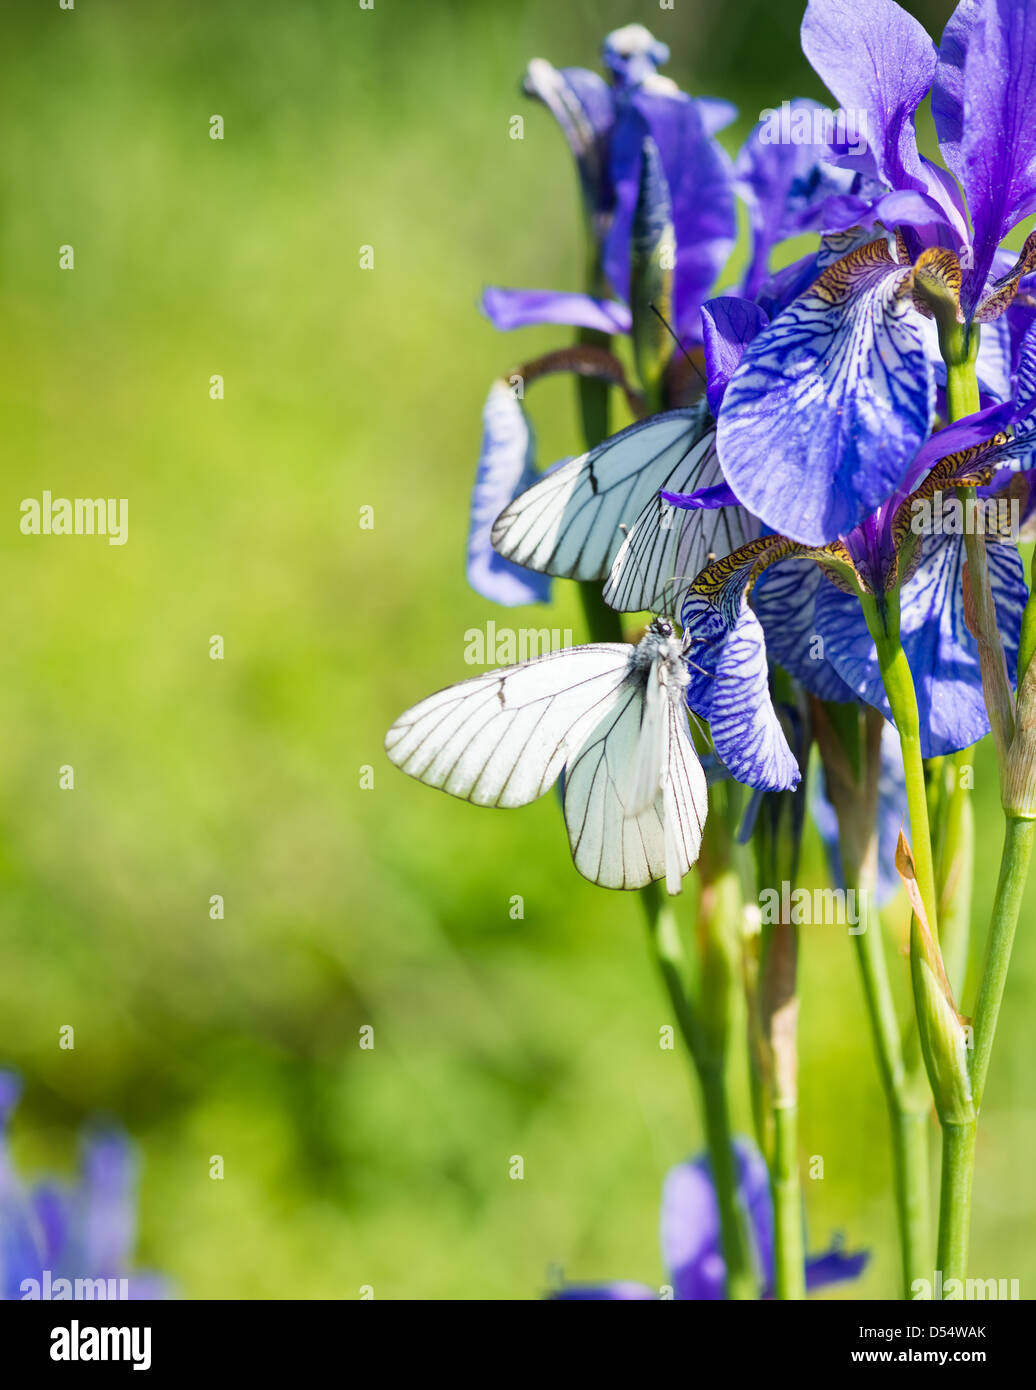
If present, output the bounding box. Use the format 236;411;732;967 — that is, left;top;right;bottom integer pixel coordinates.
649;303;709;394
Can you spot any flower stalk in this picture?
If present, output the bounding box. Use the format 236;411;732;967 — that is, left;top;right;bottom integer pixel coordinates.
813;701;932;1296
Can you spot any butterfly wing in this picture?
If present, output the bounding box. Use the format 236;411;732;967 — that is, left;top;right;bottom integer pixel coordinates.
603;425;761;614
384;644;633;808
491;408;707;586
563;672;707;892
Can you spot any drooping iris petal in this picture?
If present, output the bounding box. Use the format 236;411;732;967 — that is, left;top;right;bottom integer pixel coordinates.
683;597;801;792
481;287;631;335
717;240;933;545
605;89;737;342
933;0;1036;315
816;531;1026;757
801;0;936;196
700;297;769;415
661;1141;771;1301
522;60;616;216
467;382;552;607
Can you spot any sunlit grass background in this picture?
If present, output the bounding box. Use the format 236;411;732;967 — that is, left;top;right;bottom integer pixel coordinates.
0;0;1032;1299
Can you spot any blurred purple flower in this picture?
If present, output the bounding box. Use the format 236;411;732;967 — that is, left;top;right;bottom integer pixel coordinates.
0;1070;167;1300
551;1139;867;1299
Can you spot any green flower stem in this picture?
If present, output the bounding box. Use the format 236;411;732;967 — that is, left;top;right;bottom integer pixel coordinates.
771;1095;805;1300
859;590;940;937
936;1121;977;1288
933;319;1036;1294
970;814;1036;1108
641;880;757;1301
935;752;974;1002
813;702;932;1295
853;894;932;1295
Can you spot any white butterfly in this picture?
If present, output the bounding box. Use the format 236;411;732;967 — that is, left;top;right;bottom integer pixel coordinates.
490;406;760;614
384;618;708;893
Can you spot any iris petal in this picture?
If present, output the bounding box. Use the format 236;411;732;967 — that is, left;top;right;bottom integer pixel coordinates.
467;382;552;607
683;597;801;793
481;287;631;335
716;239;934;545
816;531;1026;757
932;0;1036;315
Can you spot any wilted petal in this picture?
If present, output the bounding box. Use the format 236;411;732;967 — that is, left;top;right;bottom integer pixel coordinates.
481;287;631;335
717;240;933;545
468;382;552;607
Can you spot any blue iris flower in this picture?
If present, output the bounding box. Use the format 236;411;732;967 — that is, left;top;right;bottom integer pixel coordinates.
670;307;1036;772
550;1139;867;1300
714;0;1036;549
483;24;737;347
0;1071;167;1300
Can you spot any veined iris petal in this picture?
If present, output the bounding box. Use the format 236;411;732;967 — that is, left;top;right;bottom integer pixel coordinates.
931;0;1036;316
814;527;1026;757
716;239;934;545
683;596;801;793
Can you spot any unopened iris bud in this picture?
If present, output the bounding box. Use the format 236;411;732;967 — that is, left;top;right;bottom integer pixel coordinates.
629;135;675;408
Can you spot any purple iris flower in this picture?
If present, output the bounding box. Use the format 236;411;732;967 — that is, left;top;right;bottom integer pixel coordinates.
0;1071;167;1300
551;1139;867;1300
484;24;737;346
668;306;1036;764
714;0;1036;549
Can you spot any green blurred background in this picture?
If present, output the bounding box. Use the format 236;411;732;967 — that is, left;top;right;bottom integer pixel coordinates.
1;0;1032;1299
